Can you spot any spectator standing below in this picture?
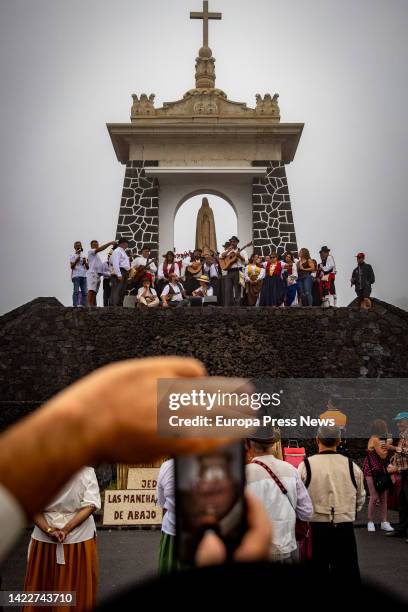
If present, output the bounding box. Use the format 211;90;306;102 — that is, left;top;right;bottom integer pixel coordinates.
23;467;100;612
70;241;88;307
363;419;394;532
351;252;375;309
87;239;116;307
383;412;408;540
245;435;313;562
297;248;316;306
111;237;130;306
157;459;178;575
317;246;337;308
298;426;366;583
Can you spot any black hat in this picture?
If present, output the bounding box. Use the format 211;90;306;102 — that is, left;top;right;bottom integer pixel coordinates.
230;236;239;242
319;246;330;253
223;241;231;248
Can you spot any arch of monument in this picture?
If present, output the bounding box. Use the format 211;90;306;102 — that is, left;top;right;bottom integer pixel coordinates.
108;1;303;259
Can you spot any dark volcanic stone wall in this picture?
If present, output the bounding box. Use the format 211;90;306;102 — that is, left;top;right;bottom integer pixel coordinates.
1;299;408;422
252;161;298;258
115;160;159;257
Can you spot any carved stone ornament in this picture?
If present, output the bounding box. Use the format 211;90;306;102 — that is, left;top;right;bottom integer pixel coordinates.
255;93;280;118
131;93;156;118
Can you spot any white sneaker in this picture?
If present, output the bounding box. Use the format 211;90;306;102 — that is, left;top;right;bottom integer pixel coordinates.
381;522;394;532
367;522;376;532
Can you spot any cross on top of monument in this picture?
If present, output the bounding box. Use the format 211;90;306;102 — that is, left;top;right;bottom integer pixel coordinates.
190;0;222;49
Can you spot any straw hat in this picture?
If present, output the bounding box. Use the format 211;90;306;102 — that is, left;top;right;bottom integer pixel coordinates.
197;275;210;283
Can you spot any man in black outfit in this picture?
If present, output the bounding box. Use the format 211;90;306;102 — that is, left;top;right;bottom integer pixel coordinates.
351;252;375;309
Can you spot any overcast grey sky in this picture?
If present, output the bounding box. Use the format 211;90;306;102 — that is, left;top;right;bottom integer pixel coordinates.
0;0;407;312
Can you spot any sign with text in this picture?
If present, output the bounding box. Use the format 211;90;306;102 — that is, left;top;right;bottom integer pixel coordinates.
103;467;162;526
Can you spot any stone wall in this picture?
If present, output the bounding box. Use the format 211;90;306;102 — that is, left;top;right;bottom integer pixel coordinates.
1;298;408;431
252;161;298;258
115;160;159;256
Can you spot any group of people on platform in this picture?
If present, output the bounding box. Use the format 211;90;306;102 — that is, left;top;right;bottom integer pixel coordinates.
70;236;376;310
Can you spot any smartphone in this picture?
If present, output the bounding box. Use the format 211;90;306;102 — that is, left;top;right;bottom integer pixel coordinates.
175;441;247;565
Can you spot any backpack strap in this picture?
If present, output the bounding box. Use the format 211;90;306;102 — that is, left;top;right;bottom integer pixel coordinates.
348;458;358;490
303;457;312;488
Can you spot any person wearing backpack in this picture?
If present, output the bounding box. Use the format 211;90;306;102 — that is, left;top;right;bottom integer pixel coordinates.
298;426;366;583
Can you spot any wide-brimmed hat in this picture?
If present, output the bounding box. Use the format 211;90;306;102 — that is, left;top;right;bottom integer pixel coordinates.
319;246;330;253
197;275;210;283
230;236;239;242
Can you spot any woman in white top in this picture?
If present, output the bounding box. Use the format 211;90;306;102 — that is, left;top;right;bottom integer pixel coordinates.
157;459;179;574
24;467;101;612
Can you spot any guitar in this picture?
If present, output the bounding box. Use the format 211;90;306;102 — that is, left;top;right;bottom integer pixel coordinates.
187;259;203;275
219;241;253;270
130;257;157;282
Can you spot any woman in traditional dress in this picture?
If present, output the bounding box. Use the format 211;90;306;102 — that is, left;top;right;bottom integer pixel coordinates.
244;253;265;306
23;467;100;612
259;252;285;307
157;251;183;296
297;248;316;306
136;276;160;308
281;251;298;307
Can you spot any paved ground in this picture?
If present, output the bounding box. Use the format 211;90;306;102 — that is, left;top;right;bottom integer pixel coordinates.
1;522;407;605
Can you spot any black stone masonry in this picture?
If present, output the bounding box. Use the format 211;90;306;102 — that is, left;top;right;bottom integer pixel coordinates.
252;161;298;258
1;298;408;430
115;161;159;257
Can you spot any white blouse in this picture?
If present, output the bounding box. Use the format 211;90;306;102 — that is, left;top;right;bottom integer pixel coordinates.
31;467;101;564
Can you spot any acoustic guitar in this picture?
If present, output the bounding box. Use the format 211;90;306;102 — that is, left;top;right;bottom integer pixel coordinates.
219;241;253;271
131;257;157;283
187;259;203;275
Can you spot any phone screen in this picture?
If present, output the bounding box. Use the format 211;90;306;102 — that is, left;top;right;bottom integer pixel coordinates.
175;441;247;565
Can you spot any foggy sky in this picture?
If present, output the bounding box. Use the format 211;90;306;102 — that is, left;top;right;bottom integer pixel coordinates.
0;0;407;312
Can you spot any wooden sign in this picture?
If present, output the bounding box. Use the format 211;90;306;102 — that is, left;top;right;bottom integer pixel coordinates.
103;466;162;526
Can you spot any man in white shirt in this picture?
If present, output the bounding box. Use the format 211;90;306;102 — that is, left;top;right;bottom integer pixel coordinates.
131;245;157;286
220;236;248;306
111;237;131;306
70;241;88;307
161;272;188;307
87;239;116;307
246;435;313;562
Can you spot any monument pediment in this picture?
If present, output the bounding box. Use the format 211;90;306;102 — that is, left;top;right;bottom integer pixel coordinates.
131;89;280;120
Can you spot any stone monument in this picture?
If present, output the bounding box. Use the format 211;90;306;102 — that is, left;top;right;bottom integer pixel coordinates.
195;197;217;254
108;0;303;259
